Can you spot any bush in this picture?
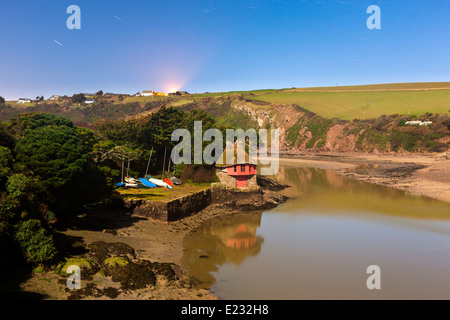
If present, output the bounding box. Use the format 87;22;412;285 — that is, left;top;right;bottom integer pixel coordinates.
14;219;57;265
180;164;217;183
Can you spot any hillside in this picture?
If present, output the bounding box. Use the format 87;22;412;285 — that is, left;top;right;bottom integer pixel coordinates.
226;82;450;120
1;82;449;154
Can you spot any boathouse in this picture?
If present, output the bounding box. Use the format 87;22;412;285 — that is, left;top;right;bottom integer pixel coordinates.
215;145;257;188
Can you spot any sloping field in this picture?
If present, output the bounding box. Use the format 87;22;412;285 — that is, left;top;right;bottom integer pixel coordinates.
245;83;450;120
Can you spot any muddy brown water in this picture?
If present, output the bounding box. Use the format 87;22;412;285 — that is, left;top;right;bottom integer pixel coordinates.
182;166;450;299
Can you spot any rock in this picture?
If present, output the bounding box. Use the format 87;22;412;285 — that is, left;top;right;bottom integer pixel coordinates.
257;175;290;191
151;262;178;281
57;257;98;278
113;261;156;290
86;241;137;264
261;191;289;209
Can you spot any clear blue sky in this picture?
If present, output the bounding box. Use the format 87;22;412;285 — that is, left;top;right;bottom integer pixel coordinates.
1;0;449;100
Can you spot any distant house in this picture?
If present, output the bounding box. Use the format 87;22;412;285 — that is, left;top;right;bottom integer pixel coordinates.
48;95;61;101
141;90;153;97
405;121;423;125
85;99;96;104
405;120;432;126
17;98;31;104
215;145;258;188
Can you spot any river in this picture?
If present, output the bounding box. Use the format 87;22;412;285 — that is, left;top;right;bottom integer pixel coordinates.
182;166;450;299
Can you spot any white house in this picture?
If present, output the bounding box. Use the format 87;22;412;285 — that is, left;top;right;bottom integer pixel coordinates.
141;90;153;97
17;98;31;104
85;99;96;104
405;121;423;125
48;95;61;101
405;120;432;126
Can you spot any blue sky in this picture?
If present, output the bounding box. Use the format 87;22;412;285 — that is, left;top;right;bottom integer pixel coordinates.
0;0;449;100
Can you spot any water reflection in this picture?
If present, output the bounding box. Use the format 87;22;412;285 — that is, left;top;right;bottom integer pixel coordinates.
182;212;264;288
274;167;450;221
182;166;450;299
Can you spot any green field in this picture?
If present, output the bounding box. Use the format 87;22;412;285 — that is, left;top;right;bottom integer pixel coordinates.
85;82;450;121
247;90;450;120
241;83;450;120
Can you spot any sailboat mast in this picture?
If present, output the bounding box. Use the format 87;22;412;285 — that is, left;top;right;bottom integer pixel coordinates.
161;147;167;180
145;147;153;177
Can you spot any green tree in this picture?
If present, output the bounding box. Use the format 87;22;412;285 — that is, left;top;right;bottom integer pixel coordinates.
139;106;186;149
71;93;86;104
14;219;57;264
13;125;92;215
9;113;74;136
0;146;12;188
0;96;5;104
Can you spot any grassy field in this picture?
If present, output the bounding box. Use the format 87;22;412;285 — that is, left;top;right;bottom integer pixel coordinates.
88;82;450;121
244;83;450;120
117;183;210;201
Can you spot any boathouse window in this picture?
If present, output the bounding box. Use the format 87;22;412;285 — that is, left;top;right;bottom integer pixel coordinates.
234;165;237;172
241;164;245;172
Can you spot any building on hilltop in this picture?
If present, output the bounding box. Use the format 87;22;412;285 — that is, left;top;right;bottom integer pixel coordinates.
17;98;31;104
48;95;61;101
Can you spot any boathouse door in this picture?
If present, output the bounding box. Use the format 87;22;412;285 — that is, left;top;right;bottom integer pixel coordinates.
236;176;247;188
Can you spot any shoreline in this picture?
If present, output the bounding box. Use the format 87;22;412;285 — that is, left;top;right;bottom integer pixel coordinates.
16;152;449;299
276;152;450;204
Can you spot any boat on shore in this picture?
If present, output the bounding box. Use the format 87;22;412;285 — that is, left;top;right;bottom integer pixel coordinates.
146;175;170;188
139;177;157;188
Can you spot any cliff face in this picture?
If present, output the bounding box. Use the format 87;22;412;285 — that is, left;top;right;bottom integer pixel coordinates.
183;95;450;154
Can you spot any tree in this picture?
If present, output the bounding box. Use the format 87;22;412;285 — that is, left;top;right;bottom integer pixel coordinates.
9;113;74;136
0;96;5;104
14;125;90;215
139;106;187;149
96;90;103;96
14;219;57;264
71;93;86;104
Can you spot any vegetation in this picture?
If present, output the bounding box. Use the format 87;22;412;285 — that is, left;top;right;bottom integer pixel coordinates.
71;93;86;104
0;113;112;271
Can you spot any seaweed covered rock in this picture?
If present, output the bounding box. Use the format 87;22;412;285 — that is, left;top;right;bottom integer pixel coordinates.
102;259;156;290
151;262;178;281
86;241;137;264
56;257;99;278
